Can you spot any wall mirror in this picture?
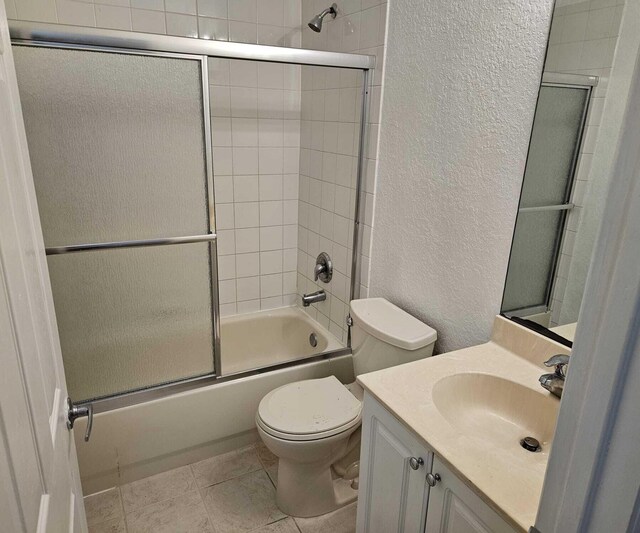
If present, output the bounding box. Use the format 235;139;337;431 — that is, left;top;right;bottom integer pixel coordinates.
501;0;629;346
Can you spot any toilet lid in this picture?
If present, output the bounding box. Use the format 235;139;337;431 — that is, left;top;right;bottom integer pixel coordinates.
257;376;361;439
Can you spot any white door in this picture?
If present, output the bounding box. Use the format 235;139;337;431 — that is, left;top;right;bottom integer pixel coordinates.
424;457;516;533
0;4;87;532
356;393;433;533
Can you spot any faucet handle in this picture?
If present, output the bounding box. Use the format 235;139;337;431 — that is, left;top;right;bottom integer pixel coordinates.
544;354;569;377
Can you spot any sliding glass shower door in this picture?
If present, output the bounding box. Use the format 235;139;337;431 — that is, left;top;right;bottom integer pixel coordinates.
13;45;218;402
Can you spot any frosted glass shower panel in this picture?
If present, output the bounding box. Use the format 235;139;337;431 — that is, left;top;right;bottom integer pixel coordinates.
47;243;215;401
502;211;563;312
13;46;209;245
519;86;588;208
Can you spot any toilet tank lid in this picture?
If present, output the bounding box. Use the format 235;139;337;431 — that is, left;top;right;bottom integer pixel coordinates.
350;298;437;350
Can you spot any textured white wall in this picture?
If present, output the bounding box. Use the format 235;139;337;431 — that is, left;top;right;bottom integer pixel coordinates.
369;0;554;352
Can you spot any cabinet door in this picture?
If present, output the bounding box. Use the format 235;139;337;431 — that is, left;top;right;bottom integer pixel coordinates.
357;393;433;533
425;457;517;533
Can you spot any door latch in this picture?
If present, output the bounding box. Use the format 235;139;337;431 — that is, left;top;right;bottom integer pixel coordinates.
67;397;93;442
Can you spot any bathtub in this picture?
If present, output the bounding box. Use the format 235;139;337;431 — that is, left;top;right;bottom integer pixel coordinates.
73;306;352;495
221;306;344;375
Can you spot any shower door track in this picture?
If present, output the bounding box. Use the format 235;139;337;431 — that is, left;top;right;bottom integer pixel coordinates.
10;21;375;413
9;21;375;69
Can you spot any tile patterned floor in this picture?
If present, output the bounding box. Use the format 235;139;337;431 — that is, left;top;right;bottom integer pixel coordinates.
84;442;357;533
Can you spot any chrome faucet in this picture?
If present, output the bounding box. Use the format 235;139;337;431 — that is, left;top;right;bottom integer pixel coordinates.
302;290;326;307
539;354;569;398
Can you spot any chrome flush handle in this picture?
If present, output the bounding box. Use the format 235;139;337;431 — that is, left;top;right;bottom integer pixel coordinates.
67;397;93;442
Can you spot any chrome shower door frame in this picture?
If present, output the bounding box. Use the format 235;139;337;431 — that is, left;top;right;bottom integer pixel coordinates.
503;72;597;319
10;22;375;412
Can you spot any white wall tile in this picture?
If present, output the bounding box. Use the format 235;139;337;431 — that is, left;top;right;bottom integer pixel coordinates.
165;12;198;36
228;0;257;22
233;175;259;202
212;117;233;146
217;255;236;280
16;0;57;22
259;147;284;173
198;16;228;40
258;63;285;89
231;118;259;146
132;0;163;10
197;0;227;18
261;274;283;298
260;226;283;250
258;119;284;147
236;252;260;277
237;276;260;300
229;21;257;43
261;296;283;310
260;250;283;274
214;175;234;203
57;0;96;26
216;203;235;229
164;0;196;14
213;147;233;175
217;229;236;255
258;24;287;46
234;202;260;228
95;4;131;30
260;201;283;226
219;279;237;304
233;147;259;174
131;9;166;33
259;174;283;200
236;228;260;253
257;0;283;26
237;299;261;313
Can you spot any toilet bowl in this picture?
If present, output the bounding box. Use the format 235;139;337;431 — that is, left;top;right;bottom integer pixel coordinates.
256;298;437;517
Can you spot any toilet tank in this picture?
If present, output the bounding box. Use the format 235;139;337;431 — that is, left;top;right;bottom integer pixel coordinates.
350;298;437;376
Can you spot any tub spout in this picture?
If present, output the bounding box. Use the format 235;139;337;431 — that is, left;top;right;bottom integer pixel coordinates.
302;290;326;307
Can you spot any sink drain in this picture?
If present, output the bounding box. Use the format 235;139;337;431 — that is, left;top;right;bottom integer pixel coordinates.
520;436;541;452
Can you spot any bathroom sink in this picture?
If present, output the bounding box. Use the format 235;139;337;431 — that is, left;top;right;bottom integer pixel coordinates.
432;373;559;453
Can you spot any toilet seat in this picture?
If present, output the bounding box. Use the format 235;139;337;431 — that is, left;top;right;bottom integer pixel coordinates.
257;376;362;442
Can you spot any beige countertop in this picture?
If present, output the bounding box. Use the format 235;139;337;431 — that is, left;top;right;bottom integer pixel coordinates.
357;316;570;531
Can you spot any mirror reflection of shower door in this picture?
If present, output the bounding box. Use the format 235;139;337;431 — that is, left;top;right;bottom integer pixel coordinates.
502;83;591;316
13;45;219;402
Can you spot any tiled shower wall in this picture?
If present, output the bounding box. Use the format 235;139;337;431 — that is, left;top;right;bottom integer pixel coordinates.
209;58;302;315
296;0;387;342
544;0;625;326
5;0;302;45
296;65;361;342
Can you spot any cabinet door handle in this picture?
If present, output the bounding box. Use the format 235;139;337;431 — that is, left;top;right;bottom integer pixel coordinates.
426;473;441;487
409;457;424;470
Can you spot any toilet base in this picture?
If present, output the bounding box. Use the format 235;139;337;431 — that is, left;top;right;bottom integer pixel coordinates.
276;458;358;517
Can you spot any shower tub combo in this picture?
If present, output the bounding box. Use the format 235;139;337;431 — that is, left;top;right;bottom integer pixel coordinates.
9;22;374;493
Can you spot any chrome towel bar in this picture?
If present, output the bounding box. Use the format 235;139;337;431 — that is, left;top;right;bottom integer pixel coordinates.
45;233;217;255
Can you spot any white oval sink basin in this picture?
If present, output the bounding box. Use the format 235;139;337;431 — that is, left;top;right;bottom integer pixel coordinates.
432;373;559;452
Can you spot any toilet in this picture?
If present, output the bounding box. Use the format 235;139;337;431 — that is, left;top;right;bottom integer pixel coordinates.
256;297;437;517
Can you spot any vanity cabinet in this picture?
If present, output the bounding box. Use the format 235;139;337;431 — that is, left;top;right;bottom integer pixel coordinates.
356;393;433;533
356;393;518;533
425;457;516;533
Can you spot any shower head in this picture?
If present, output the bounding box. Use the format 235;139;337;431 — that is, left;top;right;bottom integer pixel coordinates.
308;3;338;32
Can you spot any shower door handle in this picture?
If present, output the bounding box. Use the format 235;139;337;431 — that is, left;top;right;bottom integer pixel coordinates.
67;397;93;442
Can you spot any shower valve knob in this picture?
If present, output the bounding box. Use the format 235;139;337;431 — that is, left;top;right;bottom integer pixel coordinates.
314;252;333;283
